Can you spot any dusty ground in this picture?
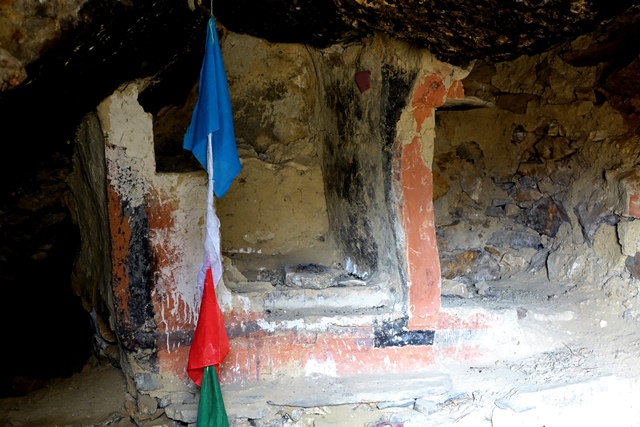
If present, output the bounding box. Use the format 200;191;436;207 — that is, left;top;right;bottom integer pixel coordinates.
0;360;135;427
2;273;640;427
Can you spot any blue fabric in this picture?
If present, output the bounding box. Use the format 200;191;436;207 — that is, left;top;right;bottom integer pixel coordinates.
184;17;241;198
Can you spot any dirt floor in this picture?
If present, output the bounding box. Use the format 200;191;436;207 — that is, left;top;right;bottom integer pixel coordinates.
2;273;640;427
0;360;136;427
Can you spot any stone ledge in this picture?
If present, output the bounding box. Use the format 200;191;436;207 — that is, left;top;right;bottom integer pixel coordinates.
222;372;451;409
264;285;394;318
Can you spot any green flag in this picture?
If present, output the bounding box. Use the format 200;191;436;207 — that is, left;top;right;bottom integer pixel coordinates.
197;365;229;427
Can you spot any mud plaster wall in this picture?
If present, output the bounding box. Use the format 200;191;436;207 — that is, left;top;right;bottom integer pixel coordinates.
434;36;640;317
150;27;468;327
308;39;469;302
63;28;540;426
97;81;211;392
215;33;333;264
311;41;415;282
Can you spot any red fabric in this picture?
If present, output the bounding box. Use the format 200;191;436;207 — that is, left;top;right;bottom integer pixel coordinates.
187;267;230;386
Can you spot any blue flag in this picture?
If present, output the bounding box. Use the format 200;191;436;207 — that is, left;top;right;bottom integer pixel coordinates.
184;17;241;198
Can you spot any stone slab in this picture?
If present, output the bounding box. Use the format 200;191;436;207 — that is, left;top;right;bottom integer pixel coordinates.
164;403;198;423
414;397;438;415
264;285;393;316
225;281;275;294
284;263;343;289
376;399;415;409
618;220;640;256
222;372;450;409
225;401;272;420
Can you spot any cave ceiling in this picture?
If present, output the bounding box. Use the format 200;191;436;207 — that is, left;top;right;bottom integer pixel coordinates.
0;0;639;178
214;0;640;65
2;0;640;91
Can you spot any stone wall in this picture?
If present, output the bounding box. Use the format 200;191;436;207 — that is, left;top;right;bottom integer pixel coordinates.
433;35;640;312
96;81;209;422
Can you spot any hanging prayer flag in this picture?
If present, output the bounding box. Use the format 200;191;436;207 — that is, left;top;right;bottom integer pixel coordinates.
186;136;230;427
187;264;229;386
183;16;241;198
185;14;239;427
196;365;229;427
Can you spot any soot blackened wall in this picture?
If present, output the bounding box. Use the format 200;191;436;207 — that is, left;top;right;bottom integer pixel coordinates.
319;47;418;295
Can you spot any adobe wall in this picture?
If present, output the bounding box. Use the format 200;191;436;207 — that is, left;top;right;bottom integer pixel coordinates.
76;30;521;425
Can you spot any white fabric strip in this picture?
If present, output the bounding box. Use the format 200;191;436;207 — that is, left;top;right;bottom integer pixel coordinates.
197;133;224;291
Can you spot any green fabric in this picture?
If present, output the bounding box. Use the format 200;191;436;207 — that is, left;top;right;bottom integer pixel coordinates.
196;365;229;427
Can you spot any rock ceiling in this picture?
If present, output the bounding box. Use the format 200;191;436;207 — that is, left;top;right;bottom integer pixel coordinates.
2;0;640;92
0;0;638;239
215;0;640;65
0;0;638;183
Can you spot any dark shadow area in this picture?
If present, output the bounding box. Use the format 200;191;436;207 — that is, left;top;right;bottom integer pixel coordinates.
0;0;206;397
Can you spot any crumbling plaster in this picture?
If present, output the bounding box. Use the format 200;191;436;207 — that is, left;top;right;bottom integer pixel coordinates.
306;36;469;326
79;25;490;419
96;82;209;393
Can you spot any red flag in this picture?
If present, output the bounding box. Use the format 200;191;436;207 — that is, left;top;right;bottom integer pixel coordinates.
187;266;229;385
